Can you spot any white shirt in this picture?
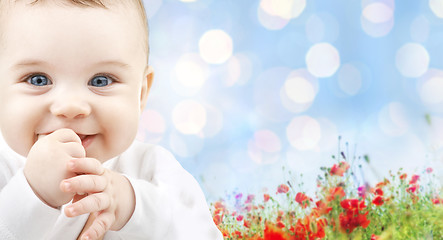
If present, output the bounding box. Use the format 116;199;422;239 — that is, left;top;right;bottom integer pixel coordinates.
0;136;222;240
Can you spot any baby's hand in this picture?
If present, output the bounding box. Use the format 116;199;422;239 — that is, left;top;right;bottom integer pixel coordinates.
60;159;135;240
24;128;85;207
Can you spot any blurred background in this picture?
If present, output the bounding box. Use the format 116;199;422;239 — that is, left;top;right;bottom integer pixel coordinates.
137;0;443;201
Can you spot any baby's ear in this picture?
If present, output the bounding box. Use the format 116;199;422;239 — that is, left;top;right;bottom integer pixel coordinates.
140;65;154;112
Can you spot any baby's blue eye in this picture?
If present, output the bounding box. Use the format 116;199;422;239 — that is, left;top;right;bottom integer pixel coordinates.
89;76;112;87
28;75;51;86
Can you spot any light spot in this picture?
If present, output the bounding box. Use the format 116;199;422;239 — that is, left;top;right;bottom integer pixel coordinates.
224;54;253;87
410;16;430;43
175;57;206;88
260;0;306;20
171;53;209;96
306;43;341;78
172;100;207;135
179;0;197;2
199;29;233;64
248;129;282;165
419;76;443;104
378;102;410;137
284;76;316;104
338;63;362;96
305;13;339;43
395;43;429;78
306;15;325;43
286;116;322;150
280;69;318;113
257;4;290;30
362;2;393;23
430;0;443;18
201;104;224;138
360;2;394;38
169;132;204;158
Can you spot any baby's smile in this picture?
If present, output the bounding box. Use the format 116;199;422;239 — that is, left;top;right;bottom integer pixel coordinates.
38;131;96;149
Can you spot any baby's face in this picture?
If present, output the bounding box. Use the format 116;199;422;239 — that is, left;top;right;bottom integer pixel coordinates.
0;2;152;162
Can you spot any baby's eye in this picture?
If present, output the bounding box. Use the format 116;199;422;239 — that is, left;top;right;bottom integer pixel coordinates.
89;75;113;87
27;75;52;86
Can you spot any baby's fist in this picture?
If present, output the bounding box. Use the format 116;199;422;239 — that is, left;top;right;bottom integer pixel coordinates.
24;128;85;207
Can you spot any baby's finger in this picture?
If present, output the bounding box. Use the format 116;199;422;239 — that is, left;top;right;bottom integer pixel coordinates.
67;158;104;175
63;142;86;158
64;192;110;217
50;128;82;144
60;174;107;194
81;211;115;240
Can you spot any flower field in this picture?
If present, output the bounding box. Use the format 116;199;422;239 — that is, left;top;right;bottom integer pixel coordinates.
211;151;443;239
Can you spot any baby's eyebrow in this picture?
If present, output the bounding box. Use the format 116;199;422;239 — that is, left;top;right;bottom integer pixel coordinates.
11;59;49;69
10;59;130;70
93;60;130;69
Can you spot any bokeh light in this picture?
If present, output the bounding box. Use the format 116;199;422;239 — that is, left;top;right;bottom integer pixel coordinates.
286;116;322;150
338;63;362;96
395;43;429;78
248;129;281;165
223;54;253;87
410;16;430;43
171;53;209;96
280;69;318;113
172;100;207;135
259;0;306;20
378;102;410;137
361;1;394;37
199;29;233;64
305;43;341;78
429;0;443;18
257;4;290;30
418;69;443;109
169;132;204;158
306;13;339;43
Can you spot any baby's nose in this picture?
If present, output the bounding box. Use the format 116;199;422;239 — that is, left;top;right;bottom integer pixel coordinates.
50;93;91;119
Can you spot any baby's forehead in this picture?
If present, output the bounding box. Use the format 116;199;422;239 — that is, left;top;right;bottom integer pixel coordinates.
0;0;149;63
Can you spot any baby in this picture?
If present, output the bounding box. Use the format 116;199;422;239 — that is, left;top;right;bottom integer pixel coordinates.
0;0;222;239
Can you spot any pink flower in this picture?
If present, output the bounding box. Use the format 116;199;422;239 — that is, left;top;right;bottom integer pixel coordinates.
409;175;420;185
277;184;289;194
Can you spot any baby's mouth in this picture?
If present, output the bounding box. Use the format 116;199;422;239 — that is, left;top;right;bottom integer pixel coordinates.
37;133;95;148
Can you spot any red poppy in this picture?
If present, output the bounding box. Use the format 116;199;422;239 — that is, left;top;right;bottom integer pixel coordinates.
295;192;312;208
373;188;384;196
264;193;270;202
407;184;418;194
277;184;289;194
339;211;370;233
314;200;332;215
264;223;291;240
372;195;384;206
432;198;442;204
400;173;407;180
236;215;244;221
327;187;346;202
330;161;350;176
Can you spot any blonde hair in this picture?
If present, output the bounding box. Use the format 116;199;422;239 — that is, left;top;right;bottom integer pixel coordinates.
1;0;150;63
